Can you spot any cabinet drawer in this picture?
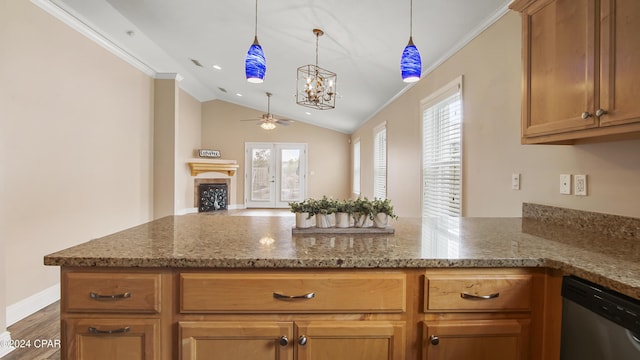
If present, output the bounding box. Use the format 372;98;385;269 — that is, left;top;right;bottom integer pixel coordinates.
180;272;406;313
63;272;161;313
424;274;532;312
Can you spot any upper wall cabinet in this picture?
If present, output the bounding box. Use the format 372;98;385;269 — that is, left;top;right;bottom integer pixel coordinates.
510;0;640;144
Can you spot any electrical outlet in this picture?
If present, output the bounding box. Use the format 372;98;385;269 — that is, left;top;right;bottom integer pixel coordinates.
560;174;572;195
512;173;520;190
575;174;587;196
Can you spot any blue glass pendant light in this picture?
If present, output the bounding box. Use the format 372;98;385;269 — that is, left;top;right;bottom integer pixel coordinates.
401;0;421;83
245;0;266;83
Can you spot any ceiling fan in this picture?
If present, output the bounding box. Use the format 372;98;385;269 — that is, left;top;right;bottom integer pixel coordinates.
241;92;293;130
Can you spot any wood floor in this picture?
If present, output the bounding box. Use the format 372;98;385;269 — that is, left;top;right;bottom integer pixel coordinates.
2;301;60;360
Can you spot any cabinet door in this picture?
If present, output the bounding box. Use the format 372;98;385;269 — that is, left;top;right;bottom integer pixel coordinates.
64;318;160;360
179;321;293;360
521;0;598;139
422;319;529;360
599;0;640;127
295;321;405;360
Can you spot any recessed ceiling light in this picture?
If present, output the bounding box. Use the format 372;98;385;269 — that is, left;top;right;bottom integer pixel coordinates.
213;65;222;70
236;93;243;97
305;112;311;115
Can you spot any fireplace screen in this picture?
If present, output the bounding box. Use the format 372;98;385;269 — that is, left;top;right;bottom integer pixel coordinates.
198;183;228;212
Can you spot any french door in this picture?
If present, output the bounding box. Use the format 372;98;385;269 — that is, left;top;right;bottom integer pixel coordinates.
244;143;307;208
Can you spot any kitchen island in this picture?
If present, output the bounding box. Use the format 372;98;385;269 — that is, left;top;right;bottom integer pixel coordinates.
44;207;640;360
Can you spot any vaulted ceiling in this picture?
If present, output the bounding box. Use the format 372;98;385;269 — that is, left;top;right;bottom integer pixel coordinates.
49;0;511;133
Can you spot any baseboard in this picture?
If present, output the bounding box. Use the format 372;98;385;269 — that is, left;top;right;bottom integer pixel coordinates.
6;283;60;327
0;331;15;358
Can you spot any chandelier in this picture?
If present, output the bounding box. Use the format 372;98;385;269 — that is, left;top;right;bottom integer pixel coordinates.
296;29;337;110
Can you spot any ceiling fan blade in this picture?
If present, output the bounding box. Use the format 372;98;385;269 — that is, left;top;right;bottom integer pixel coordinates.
239;118;261;122
276;119;293;125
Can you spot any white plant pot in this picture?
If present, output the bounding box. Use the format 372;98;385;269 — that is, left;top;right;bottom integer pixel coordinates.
373;213;389;228
316;213;333;228
295;212;313;229
335;212;351;228
353;213;371;228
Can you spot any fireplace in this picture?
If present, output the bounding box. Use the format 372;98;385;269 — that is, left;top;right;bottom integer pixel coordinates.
195;179;230;212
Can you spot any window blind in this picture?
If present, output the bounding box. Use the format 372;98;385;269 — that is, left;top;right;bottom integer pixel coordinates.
422;79;462;217
353;139;361;195
373;123;387;200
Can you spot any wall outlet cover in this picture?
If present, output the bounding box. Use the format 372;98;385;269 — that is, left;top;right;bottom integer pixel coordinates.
575;174;587;196
560;174;572;195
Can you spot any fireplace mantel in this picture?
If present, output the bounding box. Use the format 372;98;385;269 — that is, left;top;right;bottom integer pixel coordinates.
188;159;239;177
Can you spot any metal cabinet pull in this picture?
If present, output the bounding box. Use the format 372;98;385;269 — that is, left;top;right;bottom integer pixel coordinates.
273;292;315;301
429;335;439;345
581;112;593;119
460;292;500;300
298;335;308;346
595;109;608;117
89;291;131;300
279;335;289;346
88;326;131;335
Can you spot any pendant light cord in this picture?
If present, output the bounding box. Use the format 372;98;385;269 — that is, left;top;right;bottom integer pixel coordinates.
254;0;258;38
410;0;413;38
315;32;319;67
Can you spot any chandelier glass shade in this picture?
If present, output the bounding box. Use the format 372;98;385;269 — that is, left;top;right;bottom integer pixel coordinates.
296;29;337;110
245;0;266;83
400;0;421;83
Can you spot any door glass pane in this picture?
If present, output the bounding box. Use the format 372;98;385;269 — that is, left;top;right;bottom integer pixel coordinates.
251;148;271;201
280;149;301;202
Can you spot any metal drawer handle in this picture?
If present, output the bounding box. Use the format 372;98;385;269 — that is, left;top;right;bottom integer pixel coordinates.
460;292;500;300
89;291;132;300
88;326;131;335
273;292;315;301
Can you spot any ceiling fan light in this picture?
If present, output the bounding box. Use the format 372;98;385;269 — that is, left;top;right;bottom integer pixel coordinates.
260;121;276;130
245;36;266;83
401;37;421;83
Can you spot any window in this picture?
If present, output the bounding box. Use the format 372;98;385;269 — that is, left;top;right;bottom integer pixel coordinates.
421;77;462;217
373;123;387;199
352;138;361;195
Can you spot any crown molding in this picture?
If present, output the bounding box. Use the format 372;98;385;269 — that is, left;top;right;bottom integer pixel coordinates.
31;0;156;77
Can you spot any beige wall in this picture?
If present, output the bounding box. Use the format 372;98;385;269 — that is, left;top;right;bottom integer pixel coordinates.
153;78;178;218
2;0;154;310
353;11;640;218
202;100;351;206
175;90;202;212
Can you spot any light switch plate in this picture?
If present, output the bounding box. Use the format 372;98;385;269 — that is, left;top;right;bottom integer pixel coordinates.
512;173;520;190
560;174;572;195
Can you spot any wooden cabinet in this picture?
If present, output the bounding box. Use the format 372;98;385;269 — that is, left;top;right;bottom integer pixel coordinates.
420;269;541;360
511;0;640;144
60;269;169;360
63;318;160;360
179;320;405;360
423;320;529;360
178;271;407;360
59;267;561;360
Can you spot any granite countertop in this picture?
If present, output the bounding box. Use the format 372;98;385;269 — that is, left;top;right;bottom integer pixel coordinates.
43;209;640;300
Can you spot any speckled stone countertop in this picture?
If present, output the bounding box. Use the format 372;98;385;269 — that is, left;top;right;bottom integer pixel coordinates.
44;204;640;300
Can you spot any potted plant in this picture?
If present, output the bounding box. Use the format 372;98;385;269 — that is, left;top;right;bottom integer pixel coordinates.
312;196;337;228
334;198;354;228
371;198;398;228
352;196;373;228
289;199;314;229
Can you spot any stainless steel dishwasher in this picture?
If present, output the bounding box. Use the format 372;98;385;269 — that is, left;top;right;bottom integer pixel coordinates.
560;276;640;360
